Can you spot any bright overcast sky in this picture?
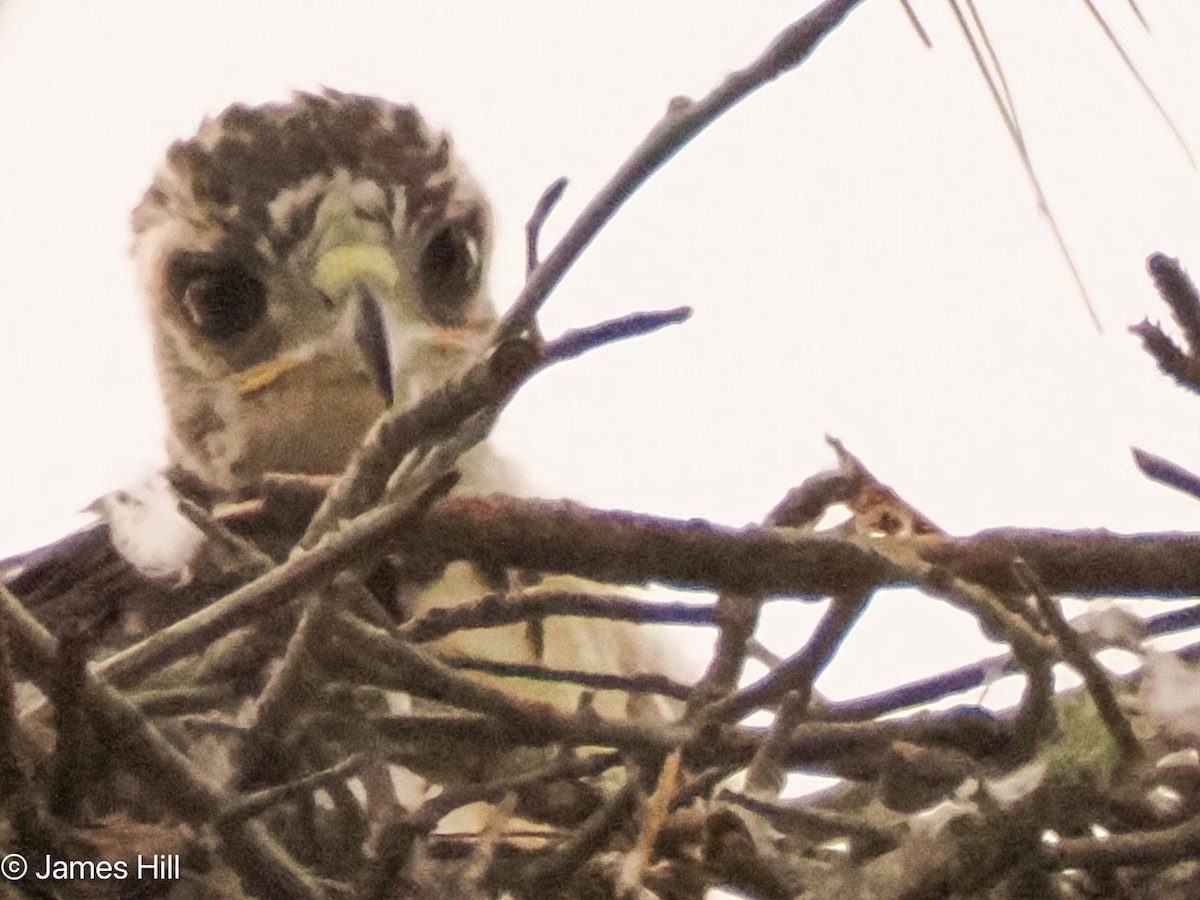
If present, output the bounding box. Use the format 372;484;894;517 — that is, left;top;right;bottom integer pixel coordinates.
3;2;1200;701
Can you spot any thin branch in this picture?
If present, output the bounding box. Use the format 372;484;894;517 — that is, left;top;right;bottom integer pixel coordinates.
1080;0;1194;167
175;494;275;577
0;585;323;899
744;690;810;798
519;779;640;890
619;749;681;894
823;599;1200;722
301;306;690;548
1130;319;1200;392
323;612;688;755
897;0;932;47
234;471;458;789
1149;252;1200;354
1013;558;1143;763
722;788;902;850
496;0;868;341
707;591;871;723
1046;812;1200;868
525;176;568;277
438;653;693;702
397;589;714;644
542;305;691;361
1134;255;1200;388
96;475;458;687
821;651;1018;721
1132;447;1200;502
1124;0;1149;30
687;472;856;715
947;0;1102;330
219;753;369;824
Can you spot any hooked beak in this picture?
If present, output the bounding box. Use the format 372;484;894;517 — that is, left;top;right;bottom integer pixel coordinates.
313;241;491;411
312;241;403;408
351;283;395;407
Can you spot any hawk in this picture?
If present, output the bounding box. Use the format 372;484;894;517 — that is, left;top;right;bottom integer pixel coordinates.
2;88;688;896
132;89;497;496
9;89;678;718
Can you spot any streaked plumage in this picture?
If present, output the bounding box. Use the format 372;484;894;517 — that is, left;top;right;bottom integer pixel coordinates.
131;90;496;495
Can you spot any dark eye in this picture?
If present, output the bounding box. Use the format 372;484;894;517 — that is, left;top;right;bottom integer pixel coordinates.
417;226;481;325
167;252;266;339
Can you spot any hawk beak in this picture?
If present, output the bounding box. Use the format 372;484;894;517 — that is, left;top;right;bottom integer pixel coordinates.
352;284;395;407
313;242;403;408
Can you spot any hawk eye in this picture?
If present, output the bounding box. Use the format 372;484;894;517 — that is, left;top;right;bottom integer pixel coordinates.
417;226;481;325
167;252;266;339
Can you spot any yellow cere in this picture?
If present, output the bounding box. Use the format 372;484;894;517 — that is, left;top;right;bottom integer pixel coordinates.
312;243;400;299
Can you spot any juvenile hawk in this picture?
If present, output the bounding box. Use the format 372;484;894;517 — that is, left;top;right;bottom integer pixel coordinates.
132;89;497;496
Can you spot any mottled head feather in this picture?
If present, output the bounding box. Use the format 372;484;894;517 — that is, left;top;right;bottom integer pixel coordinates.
132;90;496;493
132;89;487;264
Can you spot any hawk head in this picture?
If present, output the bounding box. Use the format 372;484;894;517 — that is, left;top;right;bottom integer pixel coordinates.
132;89;495;495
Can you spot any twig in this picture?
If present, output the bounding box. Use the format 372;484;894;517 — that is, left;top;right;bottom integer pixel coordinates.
406;497;888;598
219;753;369;824
525;176;568;277
404;750;621;834
520;779;640;890
439;653;693;702
906;555;1055;678
321;610;687;755
863;538;1058;753
1131;317;1200;392
707;591;871;723
619;749;681;894
1132;447;1200;502
1150;252;1200;344
897;0;933;47
721;788;901;850
131;682;240;717
822;599;1200;722
1132;253;1200;391
1046;812;1200;868
701;807;796;900
175;494;276;576
688;591;762;711
96;475;459;687
0;584;323;899
1079;0;1194;168
56;499;1200;699
744;690;809;798
1013;558;1143;763
301;305;690;548
397;589;714;644
0;626;62;867
686;475;842;717
234;470;458;790
822;650;1017;721
1010;647;1055;755
948;0;1101;330
496;0;867;342
542;306;691;361
48;629;93;820
298;336;540;548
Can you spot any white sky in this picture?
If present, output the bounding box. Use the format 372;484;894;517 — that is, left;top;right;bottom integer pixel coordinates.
3;2;1200;707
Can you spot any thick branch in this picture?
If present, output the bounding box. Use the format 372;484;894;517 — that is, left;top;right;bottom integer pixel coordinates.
406;497;1200;599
